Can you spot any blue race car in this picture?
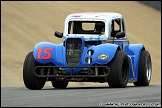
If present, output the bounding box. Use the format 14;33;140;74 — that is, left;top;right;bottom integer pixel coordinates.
23;12;152;90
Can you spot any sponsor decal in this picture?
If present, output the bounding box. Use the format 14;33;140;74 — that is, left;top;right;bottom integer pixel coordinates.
98;54;108;60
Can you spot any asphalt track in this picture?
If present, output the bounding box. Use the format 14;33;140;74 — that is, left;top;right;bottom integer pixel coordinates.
1;85;161;107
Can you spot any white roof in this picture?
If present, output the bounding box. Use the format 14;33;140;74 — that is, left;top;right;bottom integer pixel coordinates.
65;12;123;21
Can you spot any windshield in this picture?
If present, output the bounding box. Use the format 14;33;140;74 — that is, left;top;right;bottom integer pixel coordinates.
68;21;105;35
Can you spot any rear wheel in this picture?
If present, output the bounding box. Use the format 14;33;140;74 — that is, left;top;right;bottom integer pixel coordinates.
133;50;152;86
23;51;46;90
51;80;68;89
107;51;130;88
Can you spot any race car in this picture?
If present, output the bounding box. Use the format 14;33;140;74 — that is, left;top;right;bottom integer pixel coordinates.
23;12;152;90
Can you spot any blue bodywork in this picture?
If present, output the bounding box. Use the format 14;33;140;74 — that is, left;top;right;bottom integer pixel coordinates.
33;36;144;82
124;44;144;81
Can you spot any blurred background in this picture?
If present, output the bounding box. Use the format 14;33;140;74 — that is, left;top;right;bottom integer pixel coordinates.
1;1;161;87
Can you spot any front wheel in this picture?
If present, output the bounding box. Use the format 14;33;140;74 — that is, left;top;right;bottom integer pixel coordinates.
51;80;68;89
133;50;152;86
23;51;46;90
107;51;130;88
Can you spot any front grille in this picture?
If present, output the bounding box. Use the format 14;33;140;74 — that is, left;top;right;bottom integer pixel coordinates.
66;38;82;66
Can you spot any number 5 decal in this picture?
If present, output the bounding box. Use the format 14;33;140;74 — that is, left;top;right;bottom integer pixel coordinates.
36;47;54;60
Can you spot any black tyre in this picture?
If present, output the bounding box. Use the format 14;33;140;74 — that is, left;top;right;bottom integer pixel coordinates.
133;50;152;86
23;51;46;90
51;80;68;89
107;51;130;88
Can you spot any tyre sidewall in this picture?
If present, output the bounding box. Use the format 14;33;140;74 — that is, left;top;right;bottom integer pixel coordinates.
108;51;129;88
134;50;152;86
23;51;46;90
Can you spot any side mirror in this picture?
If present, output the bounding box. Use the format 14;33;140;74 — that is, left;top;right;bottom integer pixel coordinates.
54;31;63;38
115;31;125;38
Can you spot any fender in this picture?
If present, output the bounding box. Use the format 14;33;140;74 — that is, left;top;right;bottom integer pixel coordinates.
124;43;145;80
33;42;65;65
81;43;119;66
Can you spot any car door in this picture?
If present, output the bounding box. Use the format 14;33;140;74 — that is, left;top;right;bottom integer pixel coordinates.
107;18;129;51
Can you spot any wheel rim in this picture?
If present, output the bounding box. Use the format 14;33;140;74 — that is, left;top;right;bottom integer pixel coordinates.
146;56;152;81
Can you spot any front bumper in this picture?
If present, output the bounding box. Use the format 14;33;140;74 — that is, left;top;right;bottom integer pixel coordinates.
34;65;110;78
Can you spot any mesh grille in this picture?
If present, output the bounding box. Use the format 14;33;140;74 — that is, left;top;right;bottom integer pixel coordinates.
66;38;82;66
